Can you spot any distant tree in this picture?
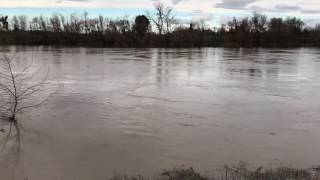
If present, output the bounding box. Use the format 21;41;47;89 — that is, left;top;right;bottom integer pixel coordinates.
191;19;208;30
50;14;62;32
98;15;105;33
228;17;239;32
147;2;164;35
88;18;100;34
60;15;69;32
133;15;150;38
250;12;267;46
251;12;267;33
115;18;131;34
284;17;304;34
238;18;251;46
11;16;19;31
163;6;176;33
84;12;89;34
70;13;81;33
0;16;8;31
0;11;319;47
18;16;27;31
315;24;320;32
189;23;194;31
147;2;175;35
268;18;283;32
30;17;40;31
39;16;48;31
106;18;118;33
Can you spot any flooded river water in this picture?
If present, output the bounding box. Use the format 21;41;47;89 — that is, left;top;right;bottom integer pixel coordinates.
0;47;320;179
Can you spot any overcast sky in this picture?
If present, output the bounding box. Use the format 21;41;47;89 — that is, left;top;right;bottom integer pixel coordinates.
1;0;320;26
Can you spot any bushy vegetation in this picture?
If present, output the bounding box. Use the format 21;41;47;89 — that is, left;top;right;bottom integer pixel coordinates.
110;164;320;180
0;3;319;48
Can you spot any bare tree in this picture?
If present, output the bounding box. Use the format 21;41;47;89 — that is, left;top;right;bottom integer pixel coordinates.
115;17;131;34
30;17;40;31
0;52;63;154
70;13;82;33
11;16;19;31
251;12;267;33
39;15;48;32
18;15;28;31
98;15;105;34
163;7;176;33
147;3;163;35
0;16;8;31
0;53;57;143
84;11;89;34
147;2;175;35
50;14;62;32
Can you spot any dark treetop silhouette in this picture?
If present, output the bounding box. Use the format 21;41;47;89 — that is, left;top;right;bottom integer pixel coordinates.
0;3;319;47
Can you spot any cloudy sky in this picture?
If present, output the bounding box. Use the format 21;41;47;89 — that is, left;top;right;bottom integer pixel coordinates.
1;0;320;26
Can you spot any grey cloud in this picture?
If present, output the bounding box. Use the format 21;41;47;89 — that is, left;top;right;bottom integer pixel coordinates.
151;0;182;5
57;0;89;3
172;0;183;5
215;0;259;9
249;4;302;12
192;10;214;21
273;3;320;14
249;3;320;14
274;4;301;11
301;9;320;14
247;5;266;12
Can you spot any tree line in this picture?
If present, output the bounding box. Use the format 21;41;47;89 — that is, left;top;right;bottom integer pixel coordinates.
0;3;320;47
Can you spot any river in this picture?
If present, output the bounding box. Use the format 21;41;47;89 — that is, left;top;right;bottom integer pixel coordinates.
0;47;320;180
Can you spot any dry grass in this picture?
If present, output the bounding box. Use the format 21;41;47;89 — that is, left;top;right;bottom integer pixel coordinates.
109;164;320;180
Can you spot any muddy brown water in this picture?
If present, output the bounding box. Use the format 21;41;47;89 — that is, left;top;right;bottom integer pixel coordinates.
0;47;320;180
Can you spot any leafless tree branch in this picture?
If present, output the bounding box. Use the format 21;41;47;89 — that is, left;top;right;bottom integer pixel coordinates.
0;52;59;151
